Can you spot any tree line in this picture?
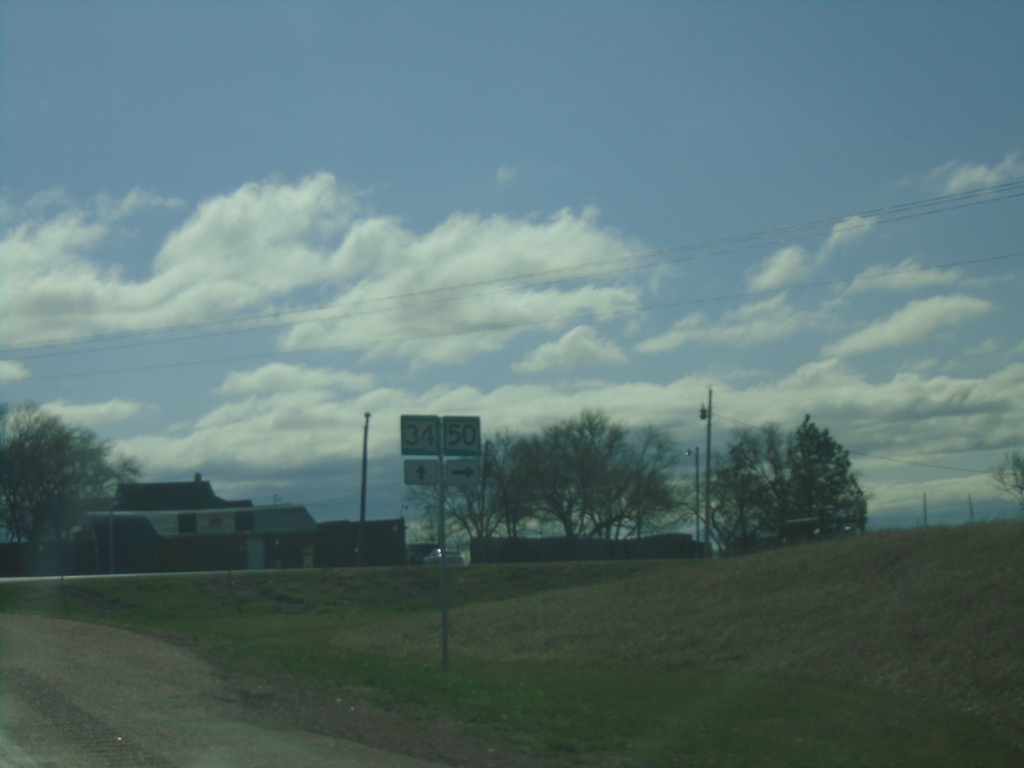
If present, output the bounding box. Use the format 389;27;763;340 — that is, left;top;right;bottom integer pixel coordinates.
416;408;1024;552
3;400;1022;554
413;409;867;552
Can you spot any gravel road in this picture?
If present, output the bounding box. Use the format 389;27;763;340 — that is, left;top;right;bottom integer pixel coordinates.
0;614;447;768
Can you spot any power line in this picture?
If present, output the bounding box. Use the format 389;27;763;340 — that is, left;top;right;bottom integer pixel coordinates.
13;249;1024;381
715;413;990;475
4;180;1022;358
9;249;1024;382
845;450;988;475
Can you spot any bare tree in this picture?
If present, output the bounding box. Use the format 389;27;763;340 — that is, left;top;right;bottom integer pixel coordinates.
991;449;1024;515
516;410;681;539
710;424;788;551
487;429;532;538
407;414;682;545
0;403;141;543
406;429;532;545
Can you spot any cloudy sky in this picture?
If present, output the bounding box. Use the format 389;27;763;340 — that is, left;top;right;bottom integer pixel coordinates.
2;1;1022;531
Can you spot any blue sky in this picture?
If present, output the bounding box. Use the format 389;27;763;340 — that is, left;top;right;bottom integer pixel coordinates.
2;1;1022;531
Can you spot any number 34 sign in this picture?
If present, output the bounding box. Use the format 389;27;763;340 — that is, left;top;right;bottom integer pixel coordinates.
401;415;481;457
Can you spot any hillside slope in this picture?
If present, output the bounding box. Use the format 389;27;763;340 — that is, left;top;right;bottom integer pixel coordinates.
2;521;1020;765
343;522;1024;748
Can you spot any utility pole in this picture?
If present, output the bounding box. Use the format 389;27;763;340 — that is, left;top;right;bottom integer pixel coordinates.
968;494;975;524
686;447;700;546
479;440;492;563
922;492;928;528
700;387;713;557
108;503;115;575
357;412;371;566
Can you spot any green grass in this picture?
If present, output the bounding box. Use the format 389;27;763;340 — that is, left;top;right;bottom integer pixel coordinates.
2;522;1022;767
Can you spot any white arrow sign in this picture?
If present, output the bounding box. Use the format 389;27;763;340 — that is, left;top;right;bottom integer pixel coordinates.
404;459;441;486
445;459;481;486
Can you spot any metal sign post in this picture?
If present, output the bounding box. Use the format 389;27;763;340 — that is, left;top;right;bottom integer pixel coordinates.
438;473;449;671
401;413;481;672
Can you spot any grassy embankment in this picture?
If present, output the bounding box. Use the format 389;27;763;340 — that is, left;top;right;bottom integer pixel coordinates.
1;521;1022;767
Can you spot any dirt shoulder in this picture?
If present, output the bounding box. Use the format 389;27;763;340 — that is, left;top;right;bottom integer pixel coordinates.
0;614;445;768
0;614;582;768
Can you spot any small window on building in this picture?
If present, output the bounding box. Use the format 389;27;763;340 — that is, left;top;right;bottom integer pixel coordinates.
178;513;197;534
235;510;255;532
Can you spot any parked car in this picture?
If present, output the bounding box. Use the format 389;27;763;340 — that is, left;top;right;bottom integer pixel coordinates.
422;548;465;566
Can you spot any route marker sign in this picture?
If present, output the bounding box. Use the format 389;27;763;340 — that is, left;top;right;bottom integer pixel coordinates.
401;415;442;456
442;416;481;456
404;459;441;486
445;458;481;485
398;412;482;673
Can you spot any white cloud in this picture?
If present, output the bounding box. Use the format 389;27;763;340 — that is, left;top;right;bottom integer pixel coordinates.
0;178;640;367
707;359;1024;466
42;398;143;427
121;376;708;478
0;174;360;346
846;258;960;293
96;189;184;221
278;206;641;365
823;294;991;358
513;325;628;373
636;294;810;353
745;216;876;292
116;359;1024;521
971;339;1000;357
926;152;1024;194
746;246;810;292
0;190;185;345
821;215;875;254
0;361;29;381
496;165;518;185
219;363;375;394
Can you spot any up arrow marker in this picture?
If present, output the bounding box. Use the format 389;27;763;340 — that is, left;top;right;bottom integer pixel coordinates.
404;459;440;486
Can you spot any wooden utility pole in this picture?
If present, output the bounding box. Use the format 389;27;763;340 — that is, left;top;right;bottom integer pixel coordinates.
689;447;700;546
357;412;370;566
700;388;713;556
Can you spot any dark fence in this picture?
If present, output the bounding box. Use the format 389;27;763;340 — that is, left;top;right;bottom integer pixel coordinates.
1;517;408;577
1;539;98;577
0;542;25;576
316;519;407;568
470;533;701;564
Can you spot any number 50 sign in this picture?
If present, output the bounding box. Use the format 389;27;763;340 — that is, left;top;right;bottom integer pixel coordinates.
442;416;481;456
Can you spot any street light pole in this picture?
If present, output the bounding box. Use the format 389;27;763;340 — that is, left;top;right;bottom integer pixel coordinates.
700;387;713;557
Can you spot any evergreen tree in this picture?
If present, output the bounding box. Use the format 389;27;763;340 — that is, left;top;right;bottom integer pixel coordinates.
712;415;865;551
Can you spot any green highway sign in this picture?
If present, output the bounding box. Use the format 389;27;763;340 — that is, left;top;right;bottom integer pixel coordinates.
401;415;442;456
442;416;481;456
399;412;481;674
